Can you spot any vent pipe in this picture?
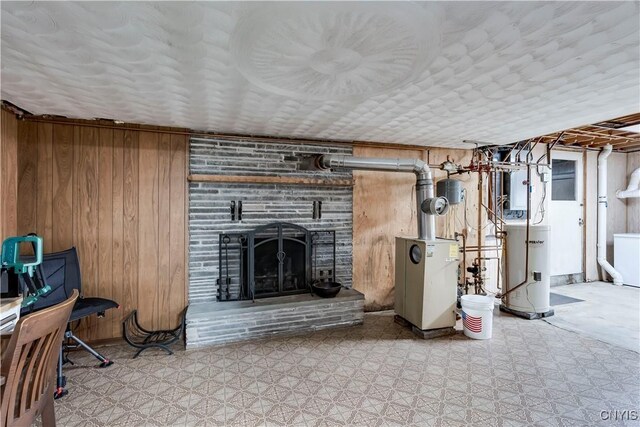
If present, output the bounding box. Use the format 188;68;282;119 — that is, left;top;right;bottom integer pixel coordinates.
597;144;623;285
616;167;640;199
313;155;443;241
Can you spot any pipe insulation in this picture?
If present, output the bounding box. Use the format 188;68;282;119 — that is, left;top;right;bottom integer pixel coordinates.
616;167;640;199
314;155;439;241
597;144;623;285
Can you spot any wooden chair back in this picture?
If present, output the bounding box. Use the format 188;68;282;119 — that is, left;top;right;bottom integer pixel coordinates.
1;289;78;427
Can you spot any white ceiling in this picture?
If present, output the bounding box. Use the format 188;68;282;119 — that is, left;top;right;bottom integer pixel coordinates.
1;1;639;148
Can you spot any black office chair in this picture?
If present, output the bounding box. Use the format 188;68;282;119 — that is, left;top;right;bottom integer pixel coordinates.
21;247;119;399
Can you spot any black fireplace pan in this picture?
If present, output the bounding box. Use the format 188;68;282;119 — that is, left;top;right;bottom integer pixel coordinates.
311;281;342;298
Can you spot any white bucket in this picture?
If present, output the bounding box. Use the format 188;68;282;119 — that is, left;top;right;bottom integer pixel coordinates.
460;295;495;340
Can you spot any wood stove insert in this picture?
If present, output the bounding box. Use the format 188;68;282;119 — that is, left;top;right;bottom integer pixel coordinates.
217;223;336;301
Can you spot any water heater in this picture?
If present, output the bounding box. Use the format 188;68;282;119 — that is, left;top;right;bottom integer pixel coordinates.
502;224;553;318
395;238;459;330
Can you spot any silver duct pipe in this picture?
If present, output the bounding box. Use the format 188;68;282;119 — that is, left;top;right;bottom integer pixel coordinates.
315;155;437;241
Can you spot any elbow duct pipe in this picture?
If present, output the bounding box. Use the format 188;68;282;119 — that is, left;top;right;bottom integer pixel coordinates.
315;155;437;241
597;144;623;285
616;167;640;199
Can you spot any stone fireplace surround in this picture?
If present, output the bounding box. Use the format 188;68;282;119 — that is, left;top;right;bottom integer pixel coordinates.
185;137;364;348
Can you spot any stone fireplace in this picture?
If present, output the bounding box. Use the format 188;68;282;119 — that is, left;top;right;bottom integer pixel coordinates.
185;136;364;348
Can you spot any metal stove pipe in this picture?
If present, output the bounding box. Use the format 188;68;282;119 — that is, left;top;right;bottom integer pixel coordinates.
315;155;436;241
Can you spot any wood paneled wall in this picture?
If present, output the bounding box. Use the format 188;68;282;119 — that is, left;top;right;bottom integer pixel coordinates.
352;145;479;310
1;109;18;238
16;119;188;341
626;152;640;234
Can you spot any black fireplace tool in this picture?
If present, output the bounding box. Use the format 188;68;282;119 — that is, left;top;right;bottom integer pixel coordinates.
216;235;232;300
310;232;342;298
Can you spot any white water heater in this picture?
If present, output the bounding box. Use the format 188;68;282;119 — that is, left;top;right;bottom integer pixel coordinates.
503;224;551;316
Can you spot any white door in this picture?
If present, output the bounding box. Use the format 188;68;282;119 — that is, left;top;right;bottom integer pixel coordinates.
549;151;584;276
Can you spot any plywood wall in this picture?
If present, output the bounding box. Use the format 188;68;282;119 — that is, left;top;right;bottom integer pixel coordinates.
16;119;188;341
605;152;629;269
1;109;18;238
626;152;640;234
352;145;478;310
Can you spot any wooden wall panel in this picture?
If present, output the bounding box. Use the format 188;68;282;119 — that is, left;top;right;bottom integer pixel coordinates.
36;123;53;244
122;129;139;339
16;119;189;342
52;125;74;250
169;134;187;325
352;146;478;310
17;121;38;234
137;132;159;329
97;126;114;338
111;129;125;338
1;109;18;239
158;134;172;329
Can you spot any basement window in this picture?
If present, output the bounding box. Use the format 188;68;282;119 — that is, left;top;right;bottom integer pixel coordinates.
551;159;576;201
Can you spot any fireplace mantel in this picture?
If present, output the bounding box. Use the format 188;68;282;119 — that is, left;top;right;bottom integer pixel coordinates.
188;173;353;187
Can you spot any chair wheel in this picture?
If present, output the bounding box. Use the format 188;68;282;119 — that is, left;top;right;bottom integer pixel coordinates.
99;360;114;368
54;388;68;400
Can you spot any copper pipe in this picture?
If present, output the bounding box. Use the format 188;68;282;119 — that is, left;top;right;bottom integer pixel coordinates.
456;232;467;287
499;171;505;291
481;201;507;225
464;246;501;250
477;168;483;293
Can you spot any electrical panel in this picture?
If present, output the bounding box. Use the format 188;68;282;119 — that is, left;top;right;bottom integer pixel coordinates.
503;150;529;215
506;168;528;210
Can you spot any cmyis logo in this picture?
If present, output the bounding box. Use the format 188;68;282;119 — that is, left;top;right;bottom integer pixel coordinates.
600;410;638;421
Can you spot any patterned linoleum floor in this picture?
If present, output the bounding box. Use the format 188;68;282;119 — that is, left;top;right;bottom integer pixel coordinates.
52;310;640;427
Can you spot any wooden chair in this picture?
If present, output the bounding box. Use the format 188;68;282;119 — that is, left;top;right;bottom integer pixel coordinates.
1;290;78;427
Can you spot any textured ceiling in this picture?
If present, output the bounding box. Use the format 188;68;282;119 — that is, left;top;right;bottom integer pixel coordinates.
1;1;639;148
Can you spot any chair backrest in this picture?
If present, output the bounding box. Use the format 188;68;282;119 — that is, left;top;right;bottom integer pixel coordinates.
22;247;82;315
1;289;78;426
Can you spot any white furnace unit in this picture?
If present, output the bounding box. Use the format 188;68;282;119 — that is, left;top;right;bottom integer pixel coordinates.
501;224;553;319
395;237;459;330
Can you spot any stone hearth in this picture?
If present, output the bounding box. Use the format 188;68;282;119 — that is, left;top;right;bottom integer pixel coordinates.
185;289;364;348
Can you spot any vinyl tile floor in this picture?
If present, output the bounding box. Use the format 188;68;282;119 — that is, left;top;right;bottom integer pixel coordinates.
49;310;639;427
